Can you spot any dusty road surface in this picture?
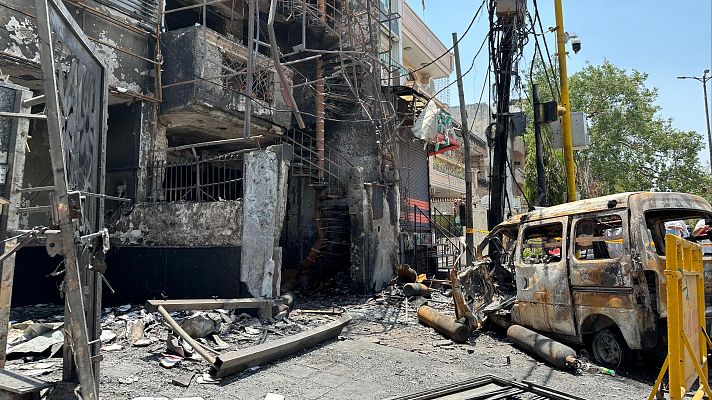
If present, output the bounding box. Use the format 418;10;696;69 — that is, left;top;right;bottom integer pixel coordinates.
9;293;657;399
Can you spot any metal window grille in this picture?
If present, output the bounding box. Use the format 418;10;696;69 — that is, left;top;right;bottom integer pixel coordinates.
149;153;243;202
222;54;274;104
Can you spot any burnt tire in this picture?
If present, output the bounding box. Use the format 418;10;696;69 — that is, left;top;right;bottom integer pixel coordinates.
591;328;629;369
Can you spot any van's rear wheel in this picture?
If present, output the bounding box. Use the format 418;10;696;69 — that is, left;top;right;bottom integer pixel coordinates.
591;328;628;368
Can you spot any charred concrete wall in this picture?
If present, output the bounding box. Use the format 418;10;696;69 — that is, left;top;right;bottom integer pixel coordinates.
160;26;292;136
348;168;400;292
0;0;157;100
112;200;243;247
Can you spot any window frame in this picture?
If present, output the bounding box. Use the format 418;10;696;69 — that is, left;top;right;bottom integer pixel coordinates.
571;213;626;263
518;221;565;266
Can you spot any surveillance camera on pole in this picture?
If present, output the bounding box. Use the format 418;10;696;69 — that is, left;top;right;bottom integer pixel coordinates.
565;33;581;54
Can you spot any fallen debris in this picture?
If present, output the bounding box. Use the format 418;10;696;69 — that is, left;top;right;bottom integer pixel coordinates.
7;326;63;357
126;319;145;345
212;315;352;378
179;313;220;339
171;372;194;388
385;374;586;400
196;373;219;385
417;306;469;344
397;264;418;283
159;354;183;368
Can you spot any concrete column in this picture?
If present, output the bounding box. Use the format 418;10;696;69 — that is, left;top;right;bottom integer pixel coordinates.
240;144;291;298
136;104;166;202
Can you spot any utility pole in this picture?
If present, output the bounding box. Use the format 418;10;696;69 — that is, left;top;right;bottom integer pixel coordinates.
488;8;518;230
553;0;576;202
678;69;712;175
452;32;473;267
532;84;547;206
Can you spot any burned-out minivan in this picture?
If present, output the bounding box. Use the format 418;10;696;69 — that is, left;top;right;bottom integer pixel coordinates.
456;192;712;368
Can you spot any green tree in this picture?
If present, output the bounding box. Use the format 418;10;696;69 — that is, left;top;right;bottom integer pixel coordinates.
523;61;712;203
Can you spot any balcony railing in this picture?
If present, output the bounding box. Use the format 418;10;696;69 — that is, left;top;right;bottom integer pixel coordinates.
379;52;410;86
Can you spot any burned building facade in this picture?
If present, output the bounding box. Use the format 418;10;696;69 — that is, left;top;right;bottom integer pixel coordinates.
0;0;409;303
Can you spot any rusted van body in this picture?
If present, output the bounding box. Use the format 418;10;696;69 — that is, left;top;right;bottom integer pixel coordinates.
475;192;712;367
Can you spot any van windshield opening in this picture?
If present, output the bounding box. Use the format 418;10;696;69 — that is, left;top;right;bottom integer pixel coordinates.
644;209;712;255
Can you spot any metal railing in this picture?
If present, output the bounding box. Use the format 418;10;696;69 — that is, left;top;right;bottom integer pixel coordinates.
431;207;462;239
406;204;464;275
283;129;354;195
148;153;243;202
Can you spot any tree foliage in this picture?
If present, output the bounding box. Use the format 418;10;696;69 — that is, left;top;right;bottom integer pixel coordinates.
523;61;711;204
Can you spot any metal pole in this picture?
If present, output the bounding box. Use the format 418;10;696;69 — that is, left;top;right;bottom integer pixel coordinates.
452;32;473;268
532;84;547;206
702;71;712;175
244;0;256;138
554;0;576;202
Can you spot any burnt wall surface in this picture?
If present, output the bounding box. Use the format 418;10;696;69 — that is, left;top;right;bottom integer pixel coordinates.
348;168;400;292
112;200;243;247
11;246;242;306
105;102;150;206
0;0;156;99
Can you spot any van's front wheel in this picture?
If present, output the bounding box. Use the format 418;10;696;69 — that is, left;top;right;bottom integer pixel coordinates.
591;328;628;369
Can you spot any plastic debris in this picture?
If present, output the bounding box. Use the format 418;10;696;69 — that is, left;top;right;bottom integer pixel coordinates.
159;354;183;368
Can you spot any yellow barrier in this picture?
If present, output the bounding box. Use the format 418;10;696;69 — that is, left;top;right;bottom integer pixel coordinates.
649;234;712;400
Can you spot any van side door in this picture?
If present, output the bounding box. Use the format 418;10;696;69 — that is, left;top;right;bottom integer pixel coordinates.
569;211;629;288
513;217;577;336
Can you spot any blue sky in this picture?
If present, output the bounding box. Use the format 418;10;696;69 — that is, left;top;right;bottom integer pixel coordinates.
406;0;712;166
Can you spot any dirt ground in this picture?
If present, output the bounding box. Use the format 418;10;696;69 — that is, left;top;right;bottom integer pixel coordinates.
7;291;659;400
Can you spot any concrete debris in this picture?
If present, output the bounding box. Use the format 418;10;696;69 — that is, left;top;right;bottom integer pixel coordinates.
179;313;222;339
196;373;220;384
126;319;146;345
100;329;117;343
166;333;193;358
7;327;63;356
264;394;285;400
171;372;195;388
102;343;123;351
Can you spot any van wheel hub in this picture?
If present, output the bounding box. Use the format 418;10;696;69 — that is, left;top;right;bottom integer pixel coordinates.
592;329;625;368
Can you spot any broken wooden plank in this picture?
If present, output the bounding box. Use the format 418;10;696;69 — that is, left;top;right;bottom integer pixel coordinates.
0;369;53;395
212;315;351;378
156;305;216;365
145;298;277;319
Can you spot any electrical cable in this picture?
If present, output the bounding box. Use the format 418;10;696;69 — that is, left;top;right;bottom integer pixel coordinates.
526;11;556;99
532;0;560;99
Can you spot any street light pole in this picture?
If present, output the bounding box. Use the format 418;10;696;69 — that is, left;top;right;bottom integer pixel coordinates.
678;69;712;175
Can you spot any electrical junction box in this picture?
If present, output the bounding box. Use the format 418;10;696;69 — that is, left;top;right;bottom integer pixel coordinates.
496;0;526;17
550;111;590;150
